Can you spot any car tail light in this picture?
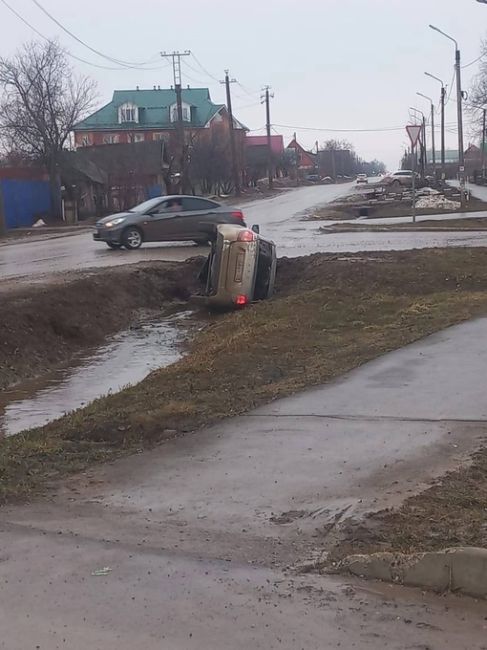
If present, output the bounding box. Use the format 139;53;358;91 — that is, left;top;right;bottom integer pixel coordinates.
231;210;244;221
235;294;248;306
237;229;256;242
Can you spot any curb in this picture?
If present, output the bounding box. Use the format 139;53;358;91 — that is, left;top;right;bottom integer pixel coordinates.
330;547;487;599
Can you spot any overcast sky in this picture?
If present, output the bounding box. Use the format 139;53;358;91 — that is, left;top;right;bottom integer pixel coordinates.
2;0;487;170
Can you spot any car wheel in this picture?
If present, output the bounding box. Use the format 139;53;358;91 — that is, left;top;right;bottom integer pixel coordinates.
122;226;143;250
392;179;401;187
106;242;122;250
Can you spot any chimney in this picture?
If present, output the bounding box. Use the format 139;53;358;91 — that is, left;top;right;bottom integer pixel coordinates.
187;84;190;89
136;85;140;91
157;85;161;90
153;85;156;90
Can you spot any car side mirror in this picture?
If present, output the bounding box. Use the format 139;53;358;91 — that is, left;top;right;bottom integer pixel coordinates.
251;224;260;234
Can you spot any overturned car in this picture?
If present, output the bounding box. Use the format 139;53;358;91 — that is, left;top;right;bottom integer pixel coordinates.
199;224;277;309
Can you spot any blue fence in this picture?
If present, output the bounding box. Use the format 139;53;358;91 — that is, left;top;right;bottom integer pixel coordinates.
1;178;51;229
146;184;163;199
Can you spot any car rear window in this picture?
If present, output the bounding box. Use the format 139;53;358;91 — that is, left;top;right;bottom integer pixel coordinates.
182;198;219;211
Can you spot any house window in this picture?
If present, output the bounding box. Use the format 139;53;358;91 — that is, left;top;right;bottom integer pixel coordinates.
153;133;167;141
81;135;90;147
170;102;191;123
134;134;144;142
119;102;139;124
103;134;119;144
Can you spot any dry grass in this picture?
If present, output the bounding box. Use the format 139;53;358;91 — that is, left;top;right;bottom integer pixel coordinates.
3;248;487;505
321;217;487;233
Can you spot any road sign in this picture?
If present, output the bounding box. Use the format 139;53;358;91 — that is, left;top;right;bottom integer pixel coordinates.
406;124;422;148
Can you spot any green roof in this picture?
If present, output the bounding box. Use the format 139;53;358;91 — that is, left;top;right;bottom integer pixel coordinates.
75;87;225;131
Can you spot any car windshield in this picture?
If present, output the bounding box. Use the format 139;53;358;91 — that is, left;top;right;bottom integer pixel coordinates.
128;197;164;213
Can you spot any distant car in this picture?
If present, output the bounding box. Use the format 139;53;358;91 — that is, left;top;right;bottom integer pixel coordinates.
385;170;419;188
356;174;368;184
200;224;277;309
93;195;246;250
305;174;321;183
321;176;333;184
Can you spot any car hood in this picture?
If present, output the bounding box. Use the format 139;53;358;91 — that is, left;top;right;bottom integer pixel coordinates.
96;212;133;226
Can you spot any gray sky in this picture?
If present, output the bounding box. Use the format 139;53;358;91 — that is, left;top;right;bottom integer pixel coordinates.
2;0;487;170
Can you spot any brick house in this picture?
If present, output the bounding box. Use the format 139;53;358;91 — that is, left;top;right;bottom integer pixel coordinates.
74;86;246;158
286;138;317;175
73;87;247;192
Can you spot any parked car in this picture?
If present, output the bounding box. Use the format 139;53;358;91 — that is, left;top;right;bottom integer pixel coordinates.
199;223;277;309
92;195;246;249
384;170;419;188
305;174;321;183
321;176;333;184
356;174;368;184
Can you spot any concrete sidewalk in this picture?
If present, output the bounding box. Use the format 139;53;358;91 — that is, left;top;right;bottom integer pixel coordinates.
2;318;487;648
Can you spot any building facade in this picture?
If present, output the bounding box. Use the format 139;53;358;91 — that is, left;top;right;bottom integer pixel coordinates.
74;87;246;150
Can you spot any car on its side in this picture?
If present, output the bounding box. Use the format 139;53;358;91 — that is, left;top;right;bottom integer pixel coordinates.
199;223;277;309
356;174;368;184
93;195;246;250
384;170;419;188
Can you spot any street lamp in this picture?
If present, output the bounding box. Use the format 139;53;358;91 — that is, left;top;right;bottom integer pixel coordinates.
417;91;436;173
409;107;426;177
429;24;465;202
425;72;446;175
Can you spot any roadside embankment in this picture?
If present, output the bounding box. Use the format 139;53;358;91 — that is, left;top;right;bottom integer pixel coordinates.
3;248;487;502
0;259;201;391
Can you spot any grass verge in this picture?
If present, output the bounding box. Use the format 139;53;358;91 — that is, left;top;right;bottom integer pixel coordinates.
320;217;487;233
3;248;487;504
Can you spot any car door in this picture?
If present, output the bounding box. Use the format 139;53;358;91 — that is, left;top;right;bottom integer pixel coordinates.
142;198;184;242
177;197;219;239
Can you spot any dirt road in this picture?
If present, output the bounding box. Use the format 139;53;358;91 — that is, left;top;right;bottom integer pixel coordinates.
3;182;487;283
2;318;487;648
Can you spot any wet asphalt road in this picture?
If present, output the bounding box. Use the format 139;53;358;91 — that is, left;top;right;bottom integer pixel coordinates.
3;318;487;648
2;182;487;283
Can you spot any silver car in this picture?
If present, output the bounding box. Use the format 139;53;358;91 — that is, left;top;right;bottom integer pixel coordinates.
93;195;247;249
199;224;277;309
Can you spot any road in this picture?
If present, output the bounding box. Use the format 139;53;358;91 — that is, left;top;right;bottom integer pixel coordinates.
2;318;487;648
2;182;487;282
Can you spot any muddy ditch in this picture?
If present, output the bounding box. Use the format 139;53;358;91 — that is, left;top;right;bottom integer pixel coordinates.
0;258;202;391
0;310;197;437
4;248;487;505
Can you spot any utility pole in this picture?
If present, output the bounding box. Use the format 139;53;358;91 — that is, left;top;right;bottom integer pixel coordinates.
161;50;191;193
429;26;465;204
425;72;446;177
221;70;240;196
455;47;466;204
440;84;446;176
417;92;435;175
262;85;274;189
482;107;487;179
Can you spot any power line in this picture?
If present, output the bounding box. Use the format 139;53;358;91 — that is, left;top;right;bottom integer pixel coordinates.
236;81;260;98
190;52;221;83
30;0;165;69
273;123;409;133
0;0;129;70
233;100;262;111
462;52;486;70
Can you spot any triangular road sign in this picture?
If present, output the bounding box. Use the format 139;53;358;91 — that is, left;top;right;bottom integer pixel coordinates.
406;124;422;147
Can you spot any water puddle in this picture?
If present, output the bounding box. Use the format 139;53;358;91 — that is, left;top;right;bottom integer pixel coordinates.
0;311;195;437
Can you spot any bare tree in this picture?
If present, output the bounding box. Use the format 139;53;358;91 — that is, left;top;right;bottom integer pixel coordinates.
322;139;354;151
0;39;97;218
